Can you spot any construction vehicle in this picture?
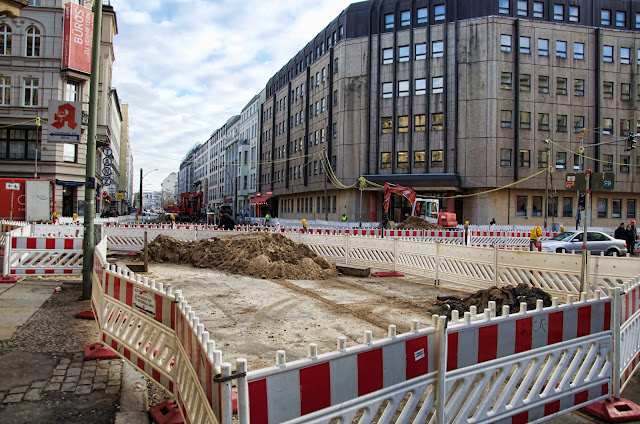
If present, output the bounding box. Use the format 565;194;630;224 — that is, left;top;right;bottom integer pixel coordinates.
168;191;205;222
383;182;458;228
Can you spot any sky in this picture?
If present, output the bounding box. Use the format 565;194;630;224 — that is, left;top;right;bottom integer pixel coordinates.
109;0;356;192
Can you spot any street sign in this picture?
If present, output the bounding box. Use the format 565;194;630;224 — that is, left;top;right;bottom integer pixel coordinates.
102;177;111;186
592;172;615;191
103;157;112;166
117;192;123;200
104;147;112;157
566;174;575;188
102;191;108;197
48;100;82;143
5;182;20;190
102;167;112;176
567;173;587;191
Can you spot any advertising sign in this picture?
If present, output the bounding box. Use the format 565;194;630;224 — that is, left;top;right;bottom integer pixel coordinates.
62;3;93;74
48;101;82;143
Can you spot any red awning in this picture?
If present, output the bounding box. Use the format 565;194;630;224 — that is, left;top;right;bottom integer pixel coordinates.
250;195;272;205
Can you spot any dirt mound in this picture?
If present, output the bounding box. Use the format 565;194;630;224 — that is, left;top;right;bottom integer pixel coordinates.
146;233;337;280
428;283;552;318
396;216;446;230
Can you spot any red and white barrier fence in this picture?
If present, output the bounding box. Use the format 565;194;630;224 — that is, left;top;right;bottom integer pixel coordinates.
3;230;83;276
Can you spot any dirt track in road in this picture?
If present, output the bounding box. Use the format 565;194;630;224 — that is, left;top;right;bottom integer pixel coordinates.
146;264;471;370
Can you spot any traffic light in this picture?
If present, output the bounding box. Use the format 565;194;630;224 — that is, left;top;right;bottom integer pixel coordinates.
626;134;636;151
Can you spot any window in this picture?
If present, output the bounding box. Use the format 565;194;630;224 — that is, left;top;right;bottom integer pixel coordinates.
520;36;530;54
432;77;443;94
533;1;544;18
501;110;512;128
321;97;326;112
520;111;531;129
401;10;411;26
574;79;585;96
538;113;549;131
621;83;631;100
616;11;626;27
415;78;426;95
574;42;584;59
499;0;510;15
573;153;581;170
63;143;77;163
431;150;443;166
533;196;543;216
384;13;394;29
321;68;326;82
398;116;409;133
603;81;613;99
628;200;637;219
333;89;338;105
517;1;528;16
432;41;444;58
538;150;548;168
520;74;531;92
398;80;409;97
398;46;410;63
569;6;579;22
434;4;445;21
597;199;608;218
538;75;549;93
414;114;426;131
316;72;320;86
0;128;39;160
620;119;631;136
603;118;613;134
501;72;512;90
501;34;512;52
601;9;611;26
417;7;428;24
538;38;549;56
334;58;338;73
574;116;584;133
555;151;567;169
637;12;640;30
431;113;443;130
563;197;573;217
516;196;527;216
382;82;393;98
333;122;338;138
620;155;631;173
0;25;11;55
500;148;512;166
415;43;427;60
620;47;630;64
381;152;391;168
556;40;567;58
553;4;564;20
603;154;614;171
25;27;40;57
0;76;10;106
381;117;393;134
397;151;409;168
556;77;567;95
382;48;393;64
23;77;38;106
556;114;567;132
414;151;425;167
603;45;613;62
519;149;530;167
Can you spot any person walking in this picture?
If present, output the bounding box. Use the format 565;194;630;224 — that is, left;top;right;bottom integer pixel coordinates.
628;220;637;255
265;212;271;227
615;222;627;240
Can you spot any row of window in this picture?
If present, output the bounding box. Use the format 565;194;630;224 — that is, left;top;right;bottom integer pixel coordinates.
499;111;639;136
0;128;39;160
381;114;444;133
0;25;41;57
281;196;339;215
381;77;443;98
380;150;444;169
381;41;444;64
500;148;640;173
516;195;637;220
501;35;639;64
0;76;40;106
498;1;640;29
383;5;445;29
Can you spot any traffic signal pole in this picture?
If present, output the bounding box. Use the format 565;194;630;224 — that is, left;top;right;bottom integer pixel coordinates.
81;1;103;300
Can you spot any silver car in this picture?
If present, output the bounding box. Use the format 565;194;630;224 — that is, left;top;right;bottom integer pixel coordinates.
540;230;628;256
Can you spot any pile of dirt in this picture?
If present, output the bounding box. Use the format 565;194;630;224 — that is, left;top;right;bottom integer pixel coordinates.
395;216;446;230
146;233;337;280
428;283;552;318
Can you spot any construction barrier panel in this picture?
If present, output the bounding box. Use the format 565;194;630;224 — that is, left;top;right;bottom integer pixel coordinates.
4;231;83;275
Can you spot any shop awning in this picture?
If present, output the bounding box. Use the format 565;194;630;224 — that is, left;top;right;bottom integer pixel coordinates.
250;195;272;205
55;179;84;187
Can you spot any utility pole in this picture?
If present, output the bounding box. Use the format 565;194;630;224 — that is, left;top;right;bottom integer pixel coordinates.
580;169;591;293
81;1;103;300
139;168;143;213
543;139;551;229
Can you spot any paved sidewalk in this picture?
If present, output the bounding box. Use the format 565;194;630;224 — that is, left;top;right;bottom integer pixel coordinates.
0;278;148;424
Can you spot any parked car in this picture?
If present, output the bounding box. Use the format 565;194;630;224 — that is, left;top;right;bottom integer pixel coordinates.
540;230;627;256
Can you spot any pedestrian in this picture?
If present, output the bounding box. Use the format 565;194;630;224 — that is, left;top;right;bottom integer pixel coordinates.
265;212;271;227
342;212;348;222
489;218;496;226
628;220;637;255
614;222;627;240
529;226;542;251
219;212;236;231
301;218;307;233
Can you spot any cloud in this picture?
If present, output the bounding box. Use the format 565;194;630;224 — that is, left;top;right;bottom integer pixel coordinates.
110;0;354;191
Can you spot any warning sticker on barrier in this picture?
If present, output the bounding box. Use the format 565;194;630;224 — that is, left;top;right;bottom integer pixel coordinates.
134;287;156;315
414;348;425;361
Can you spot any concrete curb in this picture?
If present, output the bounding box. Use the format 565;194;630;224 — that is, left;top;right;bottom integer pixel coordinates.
115;362;149;424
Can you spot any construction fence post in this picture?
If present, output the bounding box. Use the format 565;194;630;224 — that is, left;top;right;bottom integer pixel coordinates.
613;287;622;399
2;232;10;277
436;315;448;424
393;238;398;271
493;245;499;286
345;235;349;265
435;241;440;285
236;358;250;423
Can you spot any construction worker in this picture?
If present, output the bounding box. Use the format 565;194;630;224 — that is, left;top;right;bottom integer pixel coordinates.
169;213;176;228
342;212;348;222
52;212;58;224
265;212;271;227
530;226;542;251
301;218;307;233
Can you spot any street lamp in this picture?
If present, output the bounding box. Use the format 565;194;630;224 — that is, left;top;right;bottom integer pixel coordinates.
139;168;158;213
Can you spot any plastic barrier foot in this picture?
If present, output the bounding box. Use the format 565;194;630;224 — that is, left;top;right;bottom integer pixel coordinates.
75;309;95;320
582;398;640;422
0;276;19;284
149;400;183;424
371;271;405;277
83;343;119;360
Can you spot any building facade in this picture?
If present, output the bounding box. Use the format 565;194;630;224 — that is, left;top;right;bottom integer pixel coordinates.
161;171;177;207
177;143;199;198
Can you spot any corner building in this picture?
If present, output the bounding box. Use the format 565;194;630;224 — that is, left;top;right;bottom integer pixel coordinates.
258;0;640;226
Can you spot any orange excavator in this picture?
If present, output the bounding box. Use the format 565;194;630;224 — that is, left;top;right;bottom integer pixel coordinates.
383;182;458;228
